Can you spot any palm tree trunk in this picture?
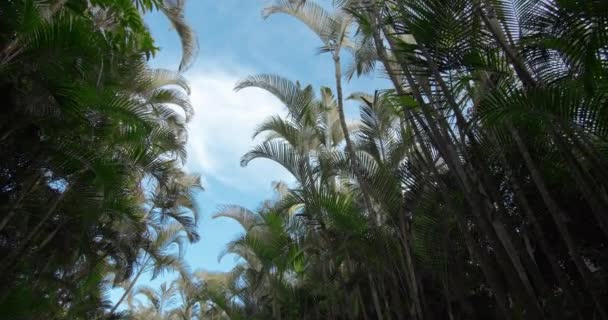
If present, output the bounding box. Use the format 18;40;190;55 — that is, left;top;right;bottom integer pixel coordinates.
473;0;537;88
397;210;423;319
412;24;546;312
416;44;469;138
566;127;608;184
509;124;608;320
478;80;579;304
479;73;582;315
476;0;608;288
379;19;547;317
372;7;556;317
388;245;416;317
426;35;551;320
549;124;608;237
356;285;370;320
408;145;514;319
473;195;545;317
34;222;63;252
505;176;575;303
0;126;21;142
0;174;41;232
481;5;608;299
110;256;151;314
455;215;511;320
442;277;455;320
494;217;547;291
453;249;477;319
332;53;376;220
0;187;68;273
372;20;517;320
369;21;427;319
380;277;393;320
368;273;385;320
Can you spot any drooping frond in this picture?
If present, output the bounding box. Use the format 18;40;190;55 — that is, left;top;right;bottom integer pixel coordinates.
213;205;261;231
235;74;315;119
160;0;199;71
263;0;341;46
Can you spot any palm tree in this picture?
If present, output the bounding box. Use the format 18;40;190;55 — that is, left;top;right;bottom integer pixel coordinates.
0;0;197;72
131;0;608;317
110;221;192;314
349;0;608;317
128;281;178;320
210;0;608;314
262;0;376;217
0;1;199;318
5;0;608;318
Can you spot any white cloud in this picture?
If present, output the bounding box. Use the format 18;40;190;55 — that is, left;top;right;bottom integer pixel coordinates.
184;65;292;192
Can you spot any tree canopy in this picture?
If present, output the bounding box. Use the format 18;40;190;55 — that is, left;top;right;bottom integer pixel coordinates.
2;0;608;319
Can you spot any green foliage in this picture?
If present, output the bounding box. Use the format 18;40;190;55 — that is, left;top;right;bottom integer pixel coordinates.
0;0;199;318
5;0;608;319
169;0;608;319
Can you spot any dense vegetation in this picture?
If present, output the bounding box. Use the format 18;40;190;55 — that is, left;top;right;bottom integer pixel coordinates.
0;0;200;318
2;0;608;319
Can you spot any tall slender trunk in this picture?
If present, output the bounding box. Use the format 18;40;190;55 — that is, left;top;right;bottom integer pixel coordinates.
388;269;407;320
356;285;370;320
508;176;582;318
476;6;608;310
370;5;567;316
567;127;608;184
110;256;151;314
419;45;548;304
398;13;546;314
389;244;416;318
442;278;455;320
475;8;608;315
381;277;393;320
0;126;22;143
0;187;68;273
416;45;469;140
397;211;423;319
474;0;608;242
370;16;425;319
368;273;385;320
379;18;545;317
509;125;608;320
332;53;376;220
0;174;41;232
475;69;581;315
455;209;511;320
549;124;608;237
453;248;477;319
34;223;63;252
474;0;537;88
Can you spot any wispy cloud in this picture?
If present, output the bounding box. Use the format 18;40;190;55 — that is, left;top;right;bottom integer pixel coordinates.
185;64;292;192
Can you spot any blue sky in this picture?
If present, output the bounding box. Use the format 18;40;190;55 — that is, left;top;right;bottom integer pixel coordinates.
124;0;388;296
